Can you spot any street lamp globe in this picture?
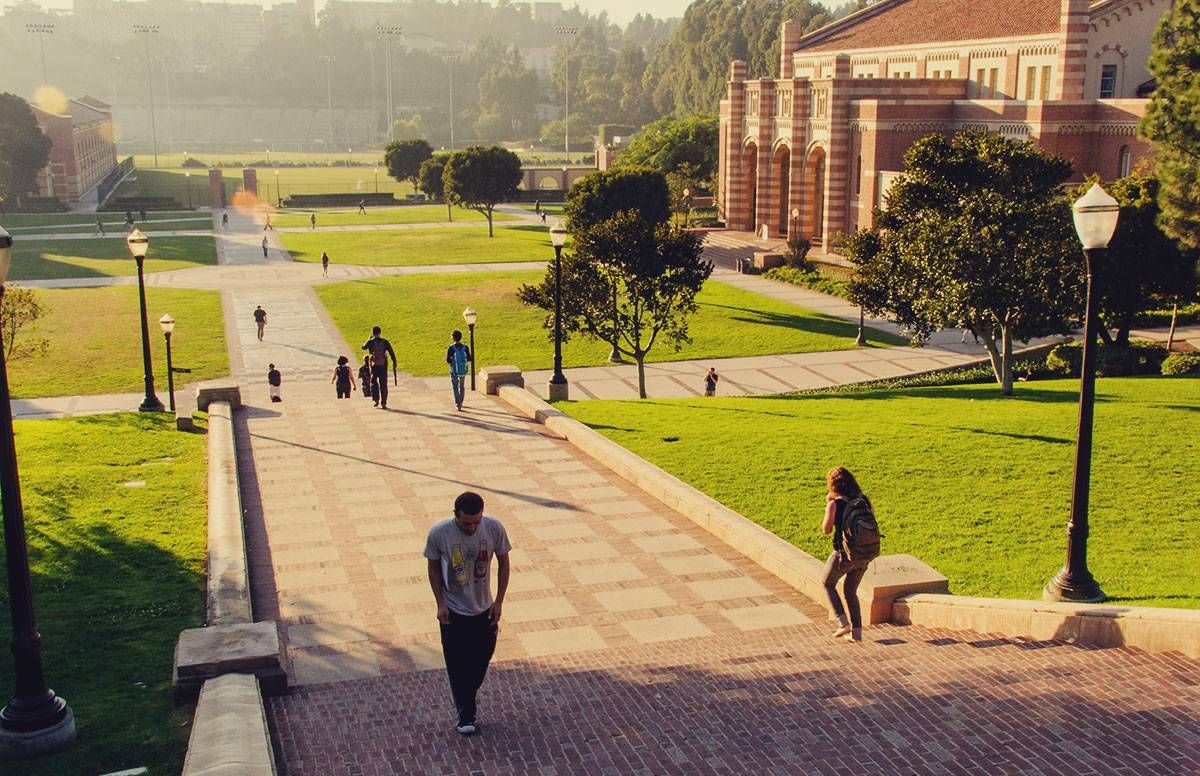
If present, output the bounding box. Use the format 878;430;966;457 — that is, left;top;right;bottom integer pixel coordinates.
1072;183;1120;250
549;222;568;248
159;313;175;334
126;227;149;259
0;225;12;283
462;307;477;327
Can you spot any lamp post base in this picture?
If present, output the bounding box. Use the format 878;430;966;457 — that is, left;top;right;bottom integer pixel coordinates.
607;348;624;364
0;707;76;761
1043;570;1105;603
547;380;569;402
139;397;165;413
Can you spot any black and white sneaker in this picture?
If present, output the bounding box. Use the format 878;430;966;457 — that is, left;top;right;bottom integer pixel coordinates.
455;720;477;735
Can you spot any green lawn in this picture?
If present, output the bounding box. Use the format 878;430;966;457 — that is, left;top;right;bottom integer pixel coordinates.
2;211;210;235
561;377;1200;608
0;413;206;775
9;236;218;280
316;271;901;375
281;224;553;266
271;204;515;229
7;286;228;398
514;203;565;217
115;167;417;207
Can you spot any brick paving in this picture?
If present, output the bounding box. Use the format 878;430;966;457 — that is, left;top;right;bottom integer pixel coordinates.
209;214;1200;776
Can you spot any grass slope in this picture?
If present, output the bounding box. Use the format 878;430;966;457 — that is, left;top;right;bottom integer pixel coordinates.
3;211;210;234
114;167;417;207
0;413;206;775
561;377;1200;608
281;224;551;266
10;236;218;280
316;271;901;375
7;286;228;398
270;204;515;229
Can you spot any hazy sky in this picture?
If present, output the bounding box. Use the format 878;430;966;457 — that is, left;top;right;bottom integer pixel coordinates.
26;0;697;26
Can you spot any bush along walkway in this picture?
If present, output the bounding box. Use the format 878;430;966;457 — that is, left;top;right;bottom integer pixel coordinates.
212;206;1200;776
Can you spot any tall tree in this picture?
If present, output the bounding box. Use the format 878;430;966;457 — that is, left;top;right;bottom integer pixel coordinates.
519;212;711;398
418;155;452;221
0;93;52;206
384;139;433;190
615;114;720;187
1139;0;1200;250
475;45;540;141
442;146;522;236
847;131;1083;395
563;167;672;236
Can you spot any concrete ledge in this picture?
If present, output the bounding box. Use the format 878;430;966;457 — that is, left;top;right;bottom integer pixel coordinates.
196;381;242;412
893;594;1200;658
173;622;287;703
206;400;252;626
753;251;785;270
498;382;939;625
181;674;276;776
479;365;524;395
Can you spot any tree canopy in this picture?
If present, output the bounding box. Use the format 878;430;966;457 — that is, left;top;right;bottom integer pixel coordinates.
1139;0;1200;250
563;167;672;237
418;154;451;221
442;145;522;236
615;114;720;190
847;131;1083;394
384;139;433;188
0;93;52;206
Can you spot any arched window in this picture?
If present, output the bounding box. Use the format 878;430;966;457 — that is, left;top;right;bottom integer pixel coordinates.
1118;145;1131;177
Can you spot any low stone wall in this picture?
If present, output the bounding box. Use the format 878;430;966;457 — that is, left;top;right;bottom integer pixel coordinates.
181;673;276;776
204;400;252;626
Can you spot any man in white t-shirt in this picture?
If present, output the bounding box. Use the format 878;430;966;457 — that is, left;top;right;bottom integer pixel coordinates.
424;491;511;735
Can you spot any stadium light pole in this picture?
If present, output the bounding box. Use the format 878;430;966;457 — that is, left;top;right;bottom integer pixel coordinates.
25;23;54;84
1044;183;1120;604
376;26;403;143
319;55;336;147
554;26;579;158
133;24;161;167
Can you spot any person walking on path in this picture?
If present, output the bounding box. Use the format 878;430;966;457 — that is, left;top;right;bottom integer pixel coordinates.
331;356;356;398
263;214;273;231
321;251;330;277
446;330;472;411
821;466;877;643
261;236;269;258
138;207;147;223
267;363;282;403
310;212;317;230
358;355;372;399
222;210;229;229
704;367;720;397
424;491;510;736
94;218;105;237
362;326;398;409
253;305;267;341
358;198;367;215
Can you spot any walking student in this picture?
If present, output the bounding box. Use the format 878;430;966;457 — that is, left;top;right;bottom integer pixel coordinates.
261;235;269;258
94;218;105;237
361;325;398;409
358;355;372;399
446;330;471;411
310;212;317;230
331;355;356;398
253;305;267;341
267;363;282;403
424;491;511;736
358;198;367;215
321;251;330;277
221;210;229;229
704;367;720;397
821;466;881;643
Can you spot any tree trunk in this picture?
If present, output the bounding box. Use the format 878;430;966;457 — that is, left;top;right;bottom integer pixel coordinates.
1098;325;1115;346
1167;302;1179;350
981;334;1004;389
446;200;452;222
635;353;647;399
486;208;494;237
1001;325;1013;395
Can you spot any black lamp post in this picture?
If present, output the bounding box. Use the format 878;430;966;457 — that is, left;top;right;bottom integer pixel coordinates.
0;225;77;759
548;222;569;401
185;172;193;209
160;313;176;412
682;187;692;228
1044;183;1120;603
462;307;477;391
126;228;164;412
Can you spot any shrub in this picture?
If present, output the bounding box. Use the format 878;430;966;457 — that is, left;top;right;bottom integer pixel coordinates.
1045;341;1169;377
763;266;850;299
181;157;207;168
1161;353;1200;376
1133;302;1200;328
1;196;68;213
785;235;813;270
797;358;1051;395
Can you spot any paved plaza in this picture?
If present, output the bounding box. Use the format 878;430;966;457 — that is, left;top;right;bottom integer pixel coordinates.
11;208;1200;773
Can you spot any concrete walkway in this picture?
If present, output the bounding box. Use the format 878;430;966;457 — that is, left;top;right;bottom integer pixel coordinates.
208;214;1199;775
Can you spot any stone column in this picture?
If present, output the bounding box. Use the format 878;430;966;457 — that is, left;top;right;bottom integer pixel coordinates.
1055;0;1090;100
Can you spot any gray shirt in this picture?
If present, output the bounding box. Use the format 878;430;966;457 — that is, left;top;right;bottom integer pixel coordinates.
423;516;512;616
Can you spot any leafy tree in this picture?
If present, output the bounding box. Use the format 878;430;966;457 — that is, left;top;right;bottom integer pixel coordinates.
0;93;52;206
1139;0;1200;250
389;115;427;143
476;46;540;140
848;131;1083;395
519;211;711;398
1;287;49;361
418;155;452;221
442;146;522;237
616;115;720;186
384;139;433;190
563;167;671;236
1075;173;1199;345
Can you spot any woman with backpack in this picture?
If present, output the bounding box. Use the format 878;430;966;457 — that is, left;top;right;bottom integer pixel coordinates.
821;466;880;643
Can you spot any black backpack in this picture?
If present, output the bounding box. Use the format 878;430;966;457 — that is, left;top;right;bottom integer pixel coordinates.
840;496;881;563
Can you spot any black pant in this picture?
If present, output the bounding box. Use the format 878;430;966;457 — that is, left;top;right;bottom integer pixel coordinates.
823;551;868;628
439;610;497;724
370;364;389;406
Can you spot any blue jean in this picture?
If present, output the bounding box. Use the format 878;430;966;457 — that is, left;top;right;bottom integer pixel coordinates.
450;373;466;408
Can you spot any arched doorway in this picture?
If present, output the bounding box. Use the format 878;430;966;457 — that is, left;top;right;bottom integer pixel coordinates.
773;144;791;236
742;141;758;231
804;146;826;241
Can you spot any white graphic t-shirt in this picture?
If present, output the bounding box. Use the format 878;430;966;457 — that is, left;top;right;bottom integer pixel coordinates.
423;516;512;616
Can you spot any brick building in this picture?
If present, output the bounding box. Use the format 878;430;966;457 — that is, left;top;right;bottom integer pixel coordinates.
717;0;1167;246
31;96;119;202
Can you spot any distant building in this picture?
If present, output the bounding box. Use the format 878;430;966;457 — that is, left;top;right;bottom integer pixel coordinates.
30;96;119;202
718;0;1166;244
